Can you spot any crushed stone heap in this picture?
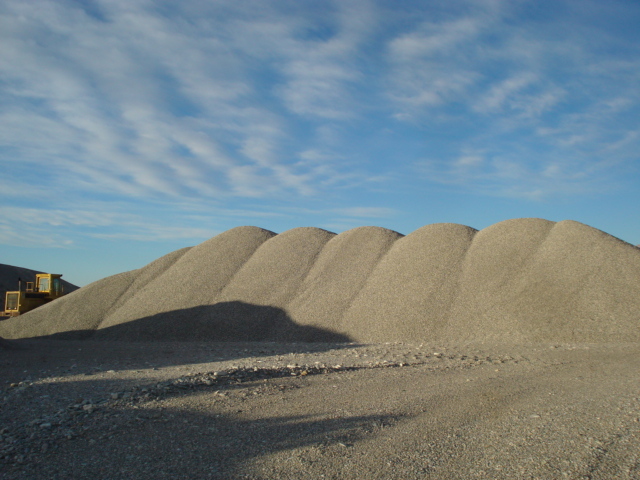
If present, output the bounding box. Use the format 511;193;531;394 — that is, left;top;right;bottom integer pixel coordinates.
1;218;639;343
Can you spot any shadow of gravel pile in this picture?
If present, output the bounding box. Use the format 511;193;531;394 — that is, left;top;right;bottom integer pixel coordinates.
0;336;21;350
1;218;639;343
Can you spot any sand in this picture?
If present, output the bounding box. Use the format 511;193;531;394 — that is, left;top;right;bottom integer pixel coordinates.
2;218;640;478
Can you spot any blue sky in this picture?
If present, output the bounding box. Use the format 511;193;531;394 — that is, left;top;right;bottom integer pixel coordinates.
2;0;639;287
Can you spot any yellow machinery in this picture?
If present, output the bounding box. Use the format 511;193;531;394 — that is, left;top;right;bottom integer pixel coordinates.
3;273;66;316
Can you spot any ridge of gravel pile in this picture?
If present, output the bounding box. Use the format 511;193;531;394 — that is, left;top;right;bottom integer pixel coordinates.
1;218;639;343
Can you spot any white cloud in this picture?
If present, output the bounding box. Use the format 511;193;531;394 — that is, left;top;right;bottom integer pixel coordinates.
1;0;371;208
88;226;217;242
389;17;481;59
1;207;121;228
416;147;617;200
384;5;499;113
0;224;75;249
455;155;484;168
473;74;537;113
333;207;397;218
1;0;639;243
384;0;640;199
0;204;220;247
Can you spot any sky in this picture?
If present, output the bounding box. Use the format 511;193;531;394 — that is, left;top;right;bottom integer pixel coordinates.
1;0;639;287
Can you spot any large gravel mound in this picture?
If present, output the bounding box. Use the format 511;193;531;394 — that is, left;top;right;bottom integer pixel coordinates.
1;218;639;343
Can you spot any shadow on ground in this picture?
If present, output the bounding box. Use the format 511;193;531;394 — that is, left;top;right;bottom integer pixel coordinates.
0;302;359;387
1;360;403;479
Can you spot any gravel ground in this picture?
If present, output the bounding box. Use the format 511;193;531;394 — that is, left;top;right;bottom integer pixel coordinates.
2;339;640;479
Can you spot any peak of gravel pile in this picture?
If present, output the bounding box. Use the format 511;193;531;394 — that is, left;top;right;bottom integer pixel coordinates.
0;264;79;313
1;219;639;344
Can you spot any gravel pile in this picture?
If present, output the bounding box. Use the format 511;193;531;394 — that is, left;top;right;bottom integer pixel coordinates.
1;218;639;343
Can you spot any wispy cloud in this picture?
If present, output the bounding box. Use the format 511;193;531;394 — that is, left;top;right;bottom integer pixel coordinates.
0;0;370;207
383;0;640;198
0;204;220;247
1;0;639;255
333;207;398;218
416;147;618;201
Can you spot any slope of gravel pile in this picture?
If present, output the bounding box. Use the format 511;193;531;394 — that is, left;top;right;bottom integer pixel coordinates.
340;223;476;342
1;218;639;344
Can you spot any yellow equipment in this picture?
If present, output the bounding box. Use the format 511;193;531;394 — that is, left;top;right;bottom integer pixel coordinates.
3;273;66;316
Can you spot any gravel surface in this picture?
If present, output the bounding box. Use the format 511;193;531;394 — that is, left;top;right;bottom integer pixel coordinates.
2;339;640;479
